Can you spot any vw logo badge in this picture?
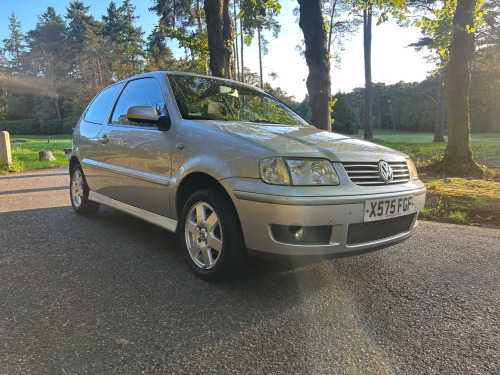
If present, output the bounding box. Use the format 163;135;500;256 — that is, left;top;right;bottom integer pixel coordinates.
379;161;393;183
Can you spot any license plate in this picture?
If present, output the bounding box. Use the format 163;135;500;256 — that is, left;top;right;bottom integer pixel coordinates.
364;196;415;222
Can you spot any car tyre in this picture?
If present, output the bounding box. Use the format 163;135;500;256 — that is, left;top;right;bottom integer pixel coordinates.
180;188;247;281
70;163;100;214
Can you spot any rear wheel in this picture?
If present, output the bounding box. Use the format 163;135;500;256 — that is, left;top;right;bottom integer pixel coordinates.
180;189;247;281
70;163;100;214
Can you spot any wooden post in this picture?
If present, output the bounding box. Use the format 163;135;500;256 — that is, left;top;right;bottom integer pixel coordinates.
0;131;12;168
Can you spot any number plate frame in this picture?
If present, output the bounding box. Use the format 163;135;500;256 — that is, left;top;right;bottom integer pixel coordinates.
364;195;415;222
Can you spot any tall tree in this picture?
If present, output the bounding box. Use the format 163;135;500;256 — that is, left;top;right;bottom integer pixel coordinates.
102;0;145;79
239;0;281;88
297;0;331;131
351;0;409;139
363;1;374;139
442;0;483;175
204;0;235;78
2;13;26;75
66;1;111;90
413;0;456;142
26;7;70;119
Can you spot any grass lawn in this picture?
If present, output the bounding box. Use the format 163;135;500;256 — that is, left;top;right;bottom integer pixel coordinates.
356;130;500;169
419;177;500;227
0;135;71;174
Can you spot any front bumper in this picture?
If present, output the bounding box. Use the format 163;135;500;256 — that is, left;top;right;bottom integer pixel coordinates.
226;180;426;258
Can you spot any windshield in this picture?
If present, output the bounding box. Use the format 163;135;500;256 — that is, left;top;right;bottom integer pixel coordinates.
167;74;308;125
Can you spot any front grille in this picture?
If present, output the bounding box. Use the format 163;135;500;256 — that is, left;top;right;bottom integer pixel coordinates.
343;161;410;186
346;214;415;245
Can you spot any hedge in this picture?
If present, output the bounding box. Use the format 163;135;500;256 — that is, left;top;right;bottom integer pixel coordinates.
0;117;78;135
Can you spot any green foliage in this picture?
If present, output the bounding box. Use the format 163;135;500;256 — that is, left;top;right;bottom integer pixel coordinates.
348;0;410;24
239;0;282;45
159;26;209;73
0;118;73;135
296;95;312;122
102;0;145;79
449;210;468;224
415;0;488;68
0;1;180;126
331;93;360;134
2;13;26;74
345;79;440;133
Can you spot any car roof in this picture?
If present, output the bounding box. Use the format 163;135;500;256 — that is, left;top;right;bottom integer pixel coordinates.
118;71;264;93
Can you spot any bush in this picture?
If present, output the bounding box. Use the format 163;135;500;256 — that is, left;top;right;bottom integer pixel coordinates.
0;119;38;135
0;117;76;135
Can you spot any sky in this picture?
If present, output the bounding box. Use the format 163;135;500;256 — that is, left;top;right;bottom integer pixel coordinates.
0;0;435;101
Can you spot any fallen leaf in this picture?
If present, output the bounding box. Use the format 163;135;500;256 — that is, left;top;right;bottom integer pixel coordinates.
116;338;129;346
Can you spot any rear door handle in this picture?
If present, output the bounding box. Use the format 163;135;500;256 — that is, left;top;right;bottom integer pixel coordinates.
99;134;109;144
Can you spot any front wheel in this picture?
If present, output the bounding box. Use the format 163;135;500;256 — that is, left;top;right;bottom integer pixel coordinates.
179;189;247;281
70;163;100;214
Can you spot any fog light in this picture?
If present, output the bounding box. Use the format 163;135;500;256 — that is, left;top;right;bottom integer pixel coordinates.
295;227;305;241
270;225;332;245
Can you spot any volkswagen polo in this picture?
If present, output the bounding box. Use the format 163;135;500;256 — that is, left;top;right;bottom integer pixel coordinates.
69;72;426;280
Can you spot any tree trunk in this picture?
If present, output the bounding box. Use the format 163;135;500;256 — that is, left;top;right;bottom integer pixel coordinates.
377;101;381;130
442;0;483;176
240;0;245;82
233;0;240;80
297;0;332;131
258;25;263;89
204;0;235;79
196;0;203;33
363;2;373;140
433;67;446;142
327;0;338;56
54;95;61;120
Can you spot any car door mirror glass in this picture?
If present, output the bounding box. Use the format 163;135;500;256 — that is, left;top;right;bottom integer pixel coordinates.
126;105;159;123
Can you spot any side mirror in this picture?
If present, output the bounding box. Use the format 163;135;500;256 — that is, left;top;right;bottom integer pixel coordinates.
126;105;171;131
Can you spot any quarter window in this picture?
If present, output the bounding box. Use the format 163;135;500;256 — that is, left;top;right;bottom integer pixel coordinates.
84;83;124;124
111;78;165;126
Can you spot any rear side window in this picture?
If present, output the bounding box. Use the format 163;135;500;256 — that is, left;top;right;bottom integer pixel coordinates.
84;83;124;124
111;78;165;126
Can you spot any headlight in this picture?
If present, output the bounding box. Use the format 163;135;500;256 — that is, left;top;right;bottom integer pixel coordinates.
259;158;339;185
259;158;290;185
407;158;419;180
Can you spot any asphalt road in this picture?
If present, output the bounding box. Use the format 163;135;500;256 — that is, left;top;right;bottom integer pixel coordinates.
1;167;499;375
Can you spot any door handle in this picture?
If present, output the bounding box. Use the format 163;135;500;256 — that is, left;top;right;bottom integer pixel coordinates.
99;134;109;144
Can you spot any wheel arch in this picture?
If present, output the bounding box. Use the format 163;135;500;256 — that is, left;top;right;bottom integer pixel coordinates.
69;156;80;173
175;172;238;223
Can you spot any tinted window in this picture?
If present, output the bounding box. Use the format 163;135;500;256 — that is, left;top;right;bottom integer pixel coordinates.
84;83;124;124
111;78;165;126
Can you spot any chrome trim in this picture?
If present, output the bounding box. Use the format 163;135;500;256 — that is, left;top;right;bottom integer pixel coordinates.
233;188;427;206
88;192;178;232
82;158;170;186
343;161;410;186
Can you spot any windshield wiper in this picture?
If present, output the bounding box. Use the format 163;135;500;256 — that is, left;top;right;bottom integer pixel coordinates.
248;119;276;124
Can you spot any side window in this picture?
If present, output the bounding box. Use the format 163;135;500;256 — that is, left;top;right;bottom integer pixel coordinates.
84;83;124;124
111;78;165;127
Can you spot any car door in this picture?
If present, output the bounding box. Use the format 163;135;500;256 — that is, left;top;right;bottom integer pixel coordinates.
98;77;174;218
77;82;124;194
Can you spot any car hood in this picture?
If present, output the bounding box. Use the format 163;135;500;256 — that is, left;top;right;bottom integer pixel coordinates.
196;121;406;162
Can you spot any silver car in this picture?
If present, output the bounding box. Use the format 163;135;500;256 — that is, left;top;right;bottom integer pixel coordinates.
69;71;426;280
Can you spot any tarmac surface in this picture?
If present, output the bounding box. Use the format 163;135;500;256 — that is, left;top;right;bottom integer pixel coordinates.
1;167;499;374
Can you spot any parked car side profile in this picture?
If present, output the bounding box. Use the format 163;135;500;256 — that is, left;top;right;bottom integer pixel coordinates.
69;71;426;280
